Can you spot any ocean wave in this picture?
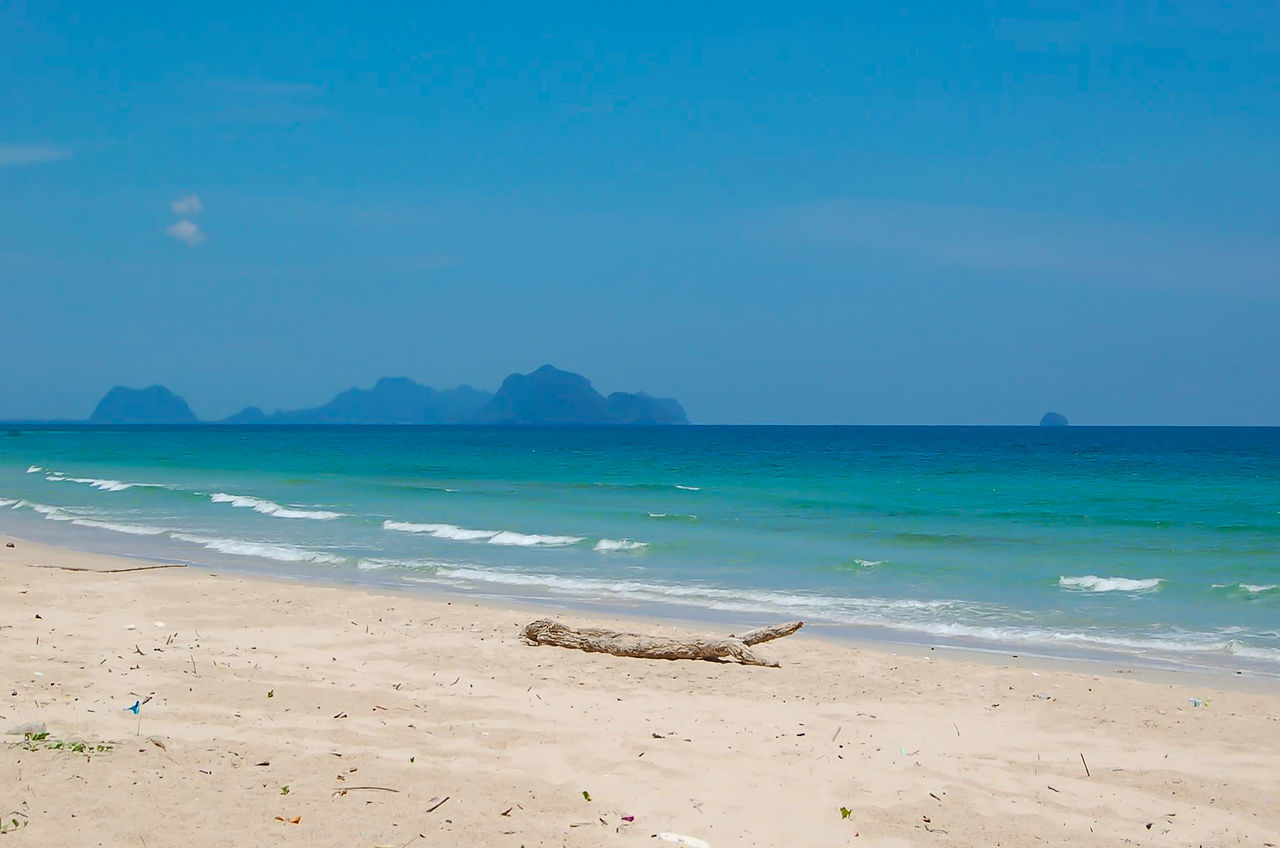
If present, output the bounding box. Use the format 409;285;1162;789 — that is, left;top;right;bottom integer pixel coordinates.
594;538;648;552
1059;575;1162;593
170;533;346;564
28;502;71;520
488;530;583;547
26;465;42;473
45;473;152;492
383;520;498;541
70;519;167;536
647;512;698;521
382;520;582;547
209;492;343;521
674;484;701;491
0;498;17;508
1212;582;1279;595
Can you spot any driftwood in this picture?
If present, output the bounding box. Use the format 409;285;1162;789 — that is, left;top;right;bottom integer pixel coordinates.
520;619;803;667
26;563;186;574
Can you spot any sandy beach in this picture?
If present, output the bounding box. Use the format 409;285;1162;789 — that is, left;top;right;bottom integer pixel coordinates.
2;536;1277;847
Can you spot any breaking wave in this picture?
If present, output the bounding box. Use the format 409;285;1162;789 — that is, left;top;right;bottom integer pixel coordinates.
45;473;161;493
1059;575;1163;593
70;519;167;536
594;538;648;552
210;493;343;521
170;533;346;564
382;519;583;547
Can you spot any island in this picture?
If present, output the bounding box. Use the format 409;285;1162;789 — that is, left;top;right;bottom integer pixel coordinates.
1039;411;1069;427
89;385;198;425
88;365;688;426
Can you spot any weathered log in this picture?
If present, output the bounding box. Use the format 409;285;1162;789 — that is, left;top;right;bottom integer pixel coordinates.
519;619;803;667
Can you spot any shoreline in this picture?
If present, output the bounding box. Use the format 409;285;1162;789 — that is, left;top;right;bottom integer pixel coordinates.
3;534;1279;846
5;518;1278;690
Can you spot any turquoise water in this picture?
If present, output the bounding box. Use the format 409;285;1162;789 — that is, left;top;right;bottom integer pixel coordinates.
2;426;1278;674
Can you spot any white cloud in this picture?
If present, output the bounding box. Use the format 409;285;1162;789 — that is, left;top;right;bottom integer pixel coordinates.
166;218;206;246
170;194;203;216
0;143;71;167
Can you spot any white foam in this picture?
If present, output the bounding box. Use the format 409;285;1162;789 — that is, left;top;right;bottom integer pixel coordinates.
209;492;343;521
29;502;71;520
1059;575;1162;593
594;538;648;552
648;512;698;520
26;465;42;473
170;533;346;564
1241;584;1278;594
382;520;582;546
674;485;701;491
487;531;583;547
46;474;138;492
855;559;884;568
70;519;166;536
0;498;17;508
383;520;497;541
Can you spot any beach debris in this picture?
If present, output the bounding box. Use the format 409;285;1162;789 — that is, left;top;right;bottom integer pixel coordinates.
1080;752;1091;777
520;619;803;666
582;790;592;801
154;621;165;628
655;833;711;847
124;700;141;715
0;811;27;832
425;796;450;813
4;541;13;548
840;807;852;819
28;562;185;573
274;815;301;824
1188;697;1209;708
622;815;635;823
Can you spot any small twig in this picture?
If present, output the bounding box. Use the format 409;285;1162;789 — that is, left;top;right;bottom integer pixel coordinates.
425;796;450;813
341;786;400;793
1080;752;1091;778
26;563;185;573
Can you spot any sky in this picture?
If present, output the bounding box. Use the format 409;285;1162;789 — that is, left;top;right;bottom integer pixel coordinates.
1;1;1278;425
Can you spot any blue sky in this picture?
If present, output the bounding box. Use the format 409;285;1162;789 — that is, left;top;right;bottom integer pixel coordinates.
2;1;1277;424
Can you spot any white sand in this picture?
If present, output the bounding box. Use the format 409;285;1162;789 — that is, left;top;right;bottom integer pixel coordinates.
2;537;1278;847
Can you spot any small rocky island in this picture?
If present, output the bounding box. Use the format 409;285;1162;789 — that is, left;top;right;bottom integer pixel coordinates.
89;385;198;425
1039;411;1069;427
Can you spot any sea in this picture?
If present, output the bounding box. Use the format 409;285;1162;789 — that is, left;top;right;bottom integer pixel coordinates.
2;425;1277;675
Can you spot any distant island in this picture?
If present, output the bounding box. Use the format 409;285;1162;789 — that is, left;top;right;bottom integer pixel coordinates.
91;385;198;425
1039;411;1069;427
87;365;688;426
